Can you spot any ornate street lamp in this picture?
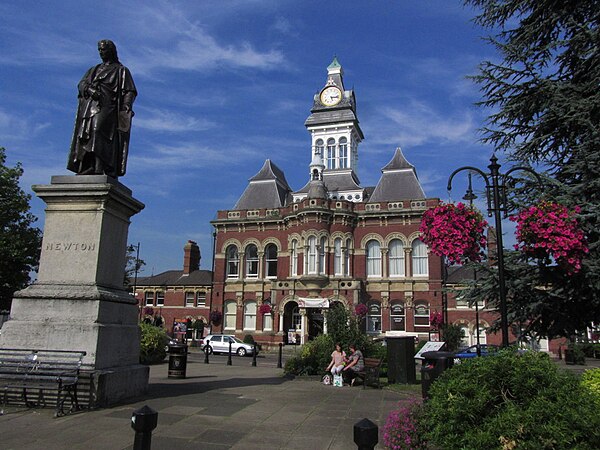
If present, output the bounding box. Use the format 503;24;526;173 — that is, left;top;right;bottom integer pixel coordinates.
447;154;541;348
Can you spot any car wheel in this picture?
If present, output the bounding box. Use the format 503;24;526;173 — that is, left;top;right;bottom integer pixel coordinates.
237;347;247;357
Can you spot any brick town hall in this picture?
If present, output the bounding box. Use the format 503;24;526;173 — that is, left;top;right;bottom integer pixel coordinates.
209;58;444;346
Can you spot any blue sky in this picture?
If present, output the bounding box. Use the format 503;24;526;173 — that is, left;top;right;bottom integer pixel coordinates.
2;0;507;276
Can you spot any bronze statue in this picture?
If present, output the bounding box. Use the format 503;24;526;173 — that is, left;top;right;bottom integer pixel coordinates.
68;40;137;178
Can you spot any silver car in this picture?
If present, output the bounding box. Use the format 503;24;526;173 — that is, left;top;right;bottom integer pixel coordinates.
201;334;257;357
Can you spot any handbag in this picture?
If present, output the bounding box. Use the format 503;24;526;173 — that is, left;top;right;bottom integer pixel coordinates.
333;374;343;387
322;374;331;385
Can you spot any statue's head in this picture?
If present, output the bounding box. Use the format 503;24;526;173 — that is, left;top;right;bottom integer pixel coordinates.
97;40;118;63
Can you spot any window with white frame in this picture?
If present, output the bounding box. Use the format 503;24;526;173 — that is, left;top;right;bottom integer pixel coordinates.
390;303;405;331
156;291;164;306
245;244;259;278
185;291;195;307
388;239;405;277
262;301;273;331
339;137;348;168
145;291;154;306
224;301;236;330
265;244;278;278
307;236;318;274
367;302;382;334
412;239;428;276
291;239;298;276
345;238;351;275
414;302;430;327
318;237;327;274
366;240;382;277
226;245;239;278
197;292;206;307
243;301;257;330
315;139;324;156
333;238;343;275
326;138;336;169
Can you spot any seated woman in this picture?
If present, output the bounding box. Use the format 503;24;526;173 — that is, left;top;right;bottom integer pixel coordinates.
342;344;364;386
326;342;346;377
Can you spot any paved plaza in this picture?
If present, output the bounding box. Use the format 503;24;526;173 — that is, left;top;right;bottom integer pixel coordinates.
0;350;419;450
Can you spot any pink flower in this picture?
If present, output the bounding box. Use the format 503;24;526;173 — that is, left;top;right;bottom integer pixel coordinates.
355;303;368;316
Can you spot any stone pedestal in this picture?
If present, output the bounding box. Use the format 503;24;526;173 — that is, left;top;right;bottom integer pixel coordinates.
0;175;149;406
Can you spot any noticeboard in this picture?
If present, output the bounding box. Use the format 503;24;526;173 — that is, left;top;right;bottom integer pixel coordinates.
414;341;446;359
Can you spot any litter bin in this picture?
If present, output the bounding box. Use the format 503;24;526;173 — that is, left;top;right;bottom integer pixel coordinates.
387;336;417;384
420;351;454;400
168;343;188;379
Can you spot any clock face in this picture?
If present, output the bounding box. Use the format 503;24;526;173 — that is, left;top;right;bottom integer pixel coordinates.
320;86;342;106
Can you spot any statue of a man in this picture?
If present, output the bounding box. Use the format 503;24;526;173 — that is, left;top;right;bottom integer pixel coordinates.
68;40;137;178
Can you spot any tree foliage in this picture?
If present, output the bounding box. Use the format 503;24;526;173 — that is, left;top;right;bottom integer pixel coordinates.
465;0;600;337
124;243;146;287
0;148;42;310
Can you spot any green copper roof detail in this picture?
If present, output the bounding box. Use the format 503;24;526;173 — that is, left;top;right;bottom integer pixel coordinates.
328;56;341;70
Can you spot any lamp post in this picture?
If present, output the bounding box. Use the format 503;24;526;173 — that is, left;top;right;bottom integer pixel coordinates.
447;154;541;348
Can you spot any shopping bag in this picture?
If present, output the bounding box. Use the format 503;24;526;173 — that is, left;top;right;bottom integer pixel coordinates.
322;374;331;385
333;374;343;387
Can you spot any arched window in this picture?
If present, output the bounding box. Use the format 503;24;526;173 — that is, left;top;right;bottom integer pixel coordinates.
367;302;382;334
315;139;324;156
345;238;352;275
245;244;259;278
412;239;428;276
319;236;327;274
264;244;278;278
290;239;298;276
224;301;236;330
339;137;348;168
366;240;382;277
262;300;273;331
326;138;336;169
243;301;257;330
333;238;343;275
414;302;430;328
389;239;405;277
226;245;239;278
307;236;317;274
390;303;405;331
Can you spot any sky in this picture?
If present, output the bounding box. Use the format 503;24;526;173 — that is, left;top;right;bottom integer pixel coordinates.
1;0;510;277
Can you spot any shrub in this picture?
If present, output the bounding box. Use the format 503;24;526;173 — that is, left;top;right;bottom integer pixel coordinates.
139;322;169;364
581;368;600;404
440;323;464;352
383;399;427;450
300;334;334;375
420;350;600;449
243;334;255;345
283;355;304;375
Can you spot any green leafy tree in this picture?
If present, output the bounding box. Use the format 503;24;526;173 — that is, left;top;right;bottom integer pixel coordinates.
465;0;600;337
0;148;42;310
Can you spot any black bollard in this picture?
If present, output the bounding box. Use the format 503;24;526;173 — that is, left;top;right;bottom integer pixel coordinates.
227;340;232;366
353;418;378;450
131;405;158;450
277;342;283;368
204;343;210;364
252;343;257;367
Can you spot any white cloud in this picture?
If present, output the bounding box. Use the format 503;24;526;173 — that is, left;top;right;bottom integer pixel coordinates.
134;108;216;133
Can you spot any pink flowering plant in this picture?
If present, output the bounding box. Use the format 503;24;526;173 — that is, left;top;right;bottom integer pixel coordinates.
510;202;588;273
383;399;427;450
355;303;368;316
420;202;488;265
429;311;443;330
258;303;272;315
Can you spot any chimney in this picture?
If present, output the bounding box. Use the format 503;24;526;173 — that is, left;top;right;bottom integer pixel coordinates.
183;240;200;274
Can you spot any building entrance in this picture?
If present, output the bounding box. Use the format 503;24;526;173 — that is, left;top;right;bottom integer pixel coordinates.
308;309;324;341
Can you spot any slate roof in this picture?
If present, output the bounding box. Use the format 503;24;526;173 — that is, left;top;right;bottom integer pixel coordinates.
295;170;362;194
136;269;213;286
234;159;292;210
368;148;426;202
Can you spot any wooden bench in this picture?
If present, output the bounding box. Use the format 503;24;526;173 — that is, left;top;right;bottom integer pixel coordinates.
0;348;86;417
355;357;383;389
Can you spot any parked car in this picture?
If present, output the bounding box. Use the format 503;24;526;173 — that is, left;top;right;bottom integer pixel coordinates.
201;334;258;357
454;344;499;361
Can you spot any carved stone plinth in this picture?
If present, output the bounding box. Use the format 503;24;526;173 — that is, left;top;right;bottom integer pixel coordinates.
0;175;149;406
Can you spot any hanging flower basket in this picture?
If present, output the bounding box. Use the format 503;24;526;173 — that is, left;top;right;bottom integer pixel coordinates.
209;310;222;325
259;303;272;315
142;306;154;316
355;303;368;317
510;202;588;273
419;202;488;265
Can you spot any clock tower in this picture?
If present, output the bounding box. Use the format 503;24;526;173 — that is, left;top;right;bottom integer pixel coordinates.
294;57;365;202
